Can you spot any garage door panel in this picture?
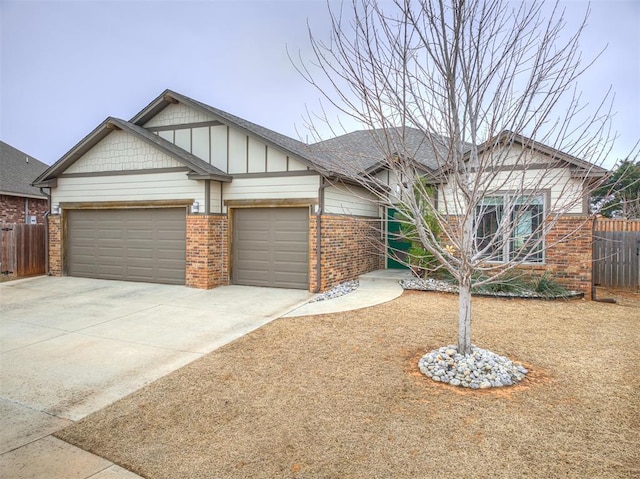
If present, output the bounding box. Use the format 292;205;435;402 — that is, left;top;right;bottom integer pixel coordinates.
233;207;309;289
274;231;307;243
273;249;307;260
67;208;186;285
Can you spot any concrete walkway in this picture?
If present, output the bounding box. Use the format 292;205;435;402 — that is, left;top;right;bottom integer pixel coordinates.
0;270;408;478
285;269;412;317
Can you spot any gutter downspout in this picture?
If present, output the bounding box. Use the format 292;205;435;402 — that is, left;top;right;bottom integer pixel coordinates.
591;215;616;303
39;187;51;275
315;176;328;293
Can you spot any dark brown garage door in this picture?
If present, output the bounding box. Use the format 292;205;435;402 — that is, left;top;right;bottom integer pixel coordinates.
67;208;186;285
233;207;309;289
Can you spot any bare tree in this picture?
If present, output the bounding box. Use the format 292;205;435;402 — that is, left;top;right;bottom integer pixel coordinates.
296;0;623;356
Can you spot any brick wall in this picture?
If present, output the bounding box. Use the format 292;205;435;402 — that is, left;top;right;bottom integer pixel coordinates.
310;214;384;292
442;214;594;298
543;216;593;298
185;214;229;289
48;214;62;276
1;194;48;224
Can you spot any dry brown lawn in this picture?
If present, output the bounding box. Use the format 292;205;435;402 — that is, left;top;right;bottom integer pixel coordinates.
56;288;640;479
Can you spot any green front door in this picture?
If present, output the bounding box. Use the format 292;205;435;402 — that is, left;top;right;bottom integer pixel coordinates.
387;208;410;269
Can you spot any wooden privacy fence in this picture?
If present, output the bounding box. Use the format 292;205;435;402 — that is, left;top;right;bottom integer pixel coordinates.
593;219;640;290
0;223;46;278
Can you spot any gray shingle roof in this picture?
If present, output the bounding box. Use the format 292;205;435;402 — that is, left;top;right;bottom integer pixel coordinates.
33;88;608;187
308;128;451;175
0;141;49;198
157;92;450;176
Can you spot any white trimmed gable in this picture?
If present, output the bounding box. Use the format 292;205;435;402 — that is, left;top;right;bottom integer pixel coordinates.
65;130;184;174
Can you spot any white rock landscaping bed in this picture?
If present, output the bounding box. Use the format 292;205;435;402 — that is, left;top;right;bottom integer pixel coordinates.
309;280;359;302
418;345;528;388
401;277;582;299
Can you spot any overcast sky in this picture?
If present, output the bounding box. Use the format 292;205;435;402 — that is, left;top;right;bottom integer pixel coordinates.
1;0;638;168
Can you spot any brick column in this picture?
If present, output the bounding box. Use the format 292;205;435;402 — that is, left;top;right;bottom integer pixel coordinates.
309;216;318;292
48;214;62;276
544;216;593;299
185;214;228;289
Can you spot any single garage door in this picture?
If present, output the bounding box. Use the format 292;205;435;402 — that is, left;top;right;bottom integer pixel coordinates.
67;208;186;285
233;207;309;289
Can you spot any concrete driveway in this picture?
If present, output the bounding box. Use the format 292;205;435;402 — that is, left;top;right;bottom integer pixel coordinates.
0;276;312;478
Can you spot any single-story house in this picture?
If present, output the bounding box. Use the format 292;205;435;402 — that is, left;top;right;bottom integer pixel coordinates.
33;90;606;296
1;141;49;224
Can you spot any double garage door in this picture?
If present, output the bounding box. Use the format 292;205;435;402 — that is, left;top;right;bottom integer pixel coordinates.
67;208;186;285
66;207;309;289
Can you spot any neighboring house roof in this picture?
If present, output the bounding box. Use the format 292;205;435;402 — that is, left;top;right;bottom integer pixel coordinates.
0;141;49;199
33;117;231;187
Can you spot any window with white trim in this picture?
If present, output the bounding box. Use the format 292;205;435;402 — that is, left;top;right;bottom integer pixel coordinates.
475;193;544;263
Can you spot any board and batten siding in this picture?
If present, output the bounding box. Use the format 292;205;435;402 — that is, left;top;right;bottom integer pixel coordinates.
145;103;311;175
324;184;380;217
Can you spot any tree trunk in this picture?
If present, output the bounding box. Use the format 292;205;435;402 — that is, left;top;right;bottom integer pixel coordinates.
458;280;472;355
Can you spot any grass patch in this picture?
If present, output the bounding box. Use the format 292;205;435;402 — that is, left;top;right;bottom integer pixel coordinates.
56;290;640;479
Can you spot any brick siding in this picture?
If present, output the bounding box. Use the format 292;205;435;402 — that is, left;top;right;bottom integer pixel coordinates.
1;194;48;224
442;215;593;298
543;216;593;298
48;214;62;276
185;214;229;289
310;214;384;292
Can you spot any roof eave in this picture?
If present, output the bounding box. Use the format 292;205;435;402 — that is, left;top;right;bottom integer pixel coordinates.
186;172;233;182
570;168;608;178
0;190;48;199
30;178;57;188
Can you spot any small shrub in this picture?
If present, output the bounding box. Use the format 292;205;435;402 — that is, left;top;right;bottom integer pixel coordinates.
472;271;531;295
406;244;439;278
530;272;570;298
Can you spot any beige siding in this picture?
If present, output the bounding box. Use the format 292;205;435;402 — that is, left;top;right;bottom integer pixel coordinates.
192;127;209;161
267;148;287;172
209;181;223;214
375;169;404;204
288;157;309;171
143;104;312;176
228;129;247;174
211;125;228;171
248;137;265;173
52;171;202;205
324;184;379;217
158;130;173;142
439;166;585;215
174;129;191;152
143;103;214;128
65;131;183;174
223;175;320;211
